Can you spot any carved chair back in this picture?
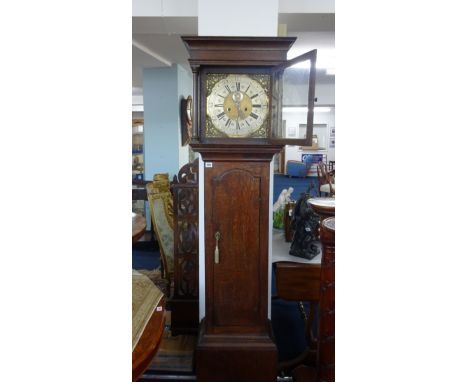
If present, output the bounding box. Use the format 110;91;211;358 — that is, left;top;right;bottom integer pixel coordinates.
317;161;335;197
146;174;174;284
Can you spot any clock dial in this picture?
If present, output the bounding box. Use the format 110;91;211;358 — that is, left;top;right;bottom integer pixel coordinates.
206;74;270;138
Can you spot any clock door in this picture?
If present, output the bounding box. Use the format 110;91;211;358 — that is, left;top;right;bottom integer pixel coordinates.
270;49;318;146
205;161;270;334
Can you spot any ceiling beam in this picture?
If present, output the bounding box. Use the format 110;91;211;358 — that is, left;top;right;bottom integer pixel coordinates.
133;0;334;17
132;39;172;67
279;0;334;13
133;0;197;17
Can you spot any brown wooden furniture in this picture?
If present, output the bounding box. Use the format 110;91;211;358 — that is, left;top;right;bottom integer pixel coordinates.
275;261;321;371
132;298;166;382
132;180;155;244
273;148;286;174
307;197;335;239
275;217;335;382
317;161;335;197
132;213;147;243
170;158;200;335
317;217;335;382
292;364;318;382
307;197;335;222
182;35;317;382
197;158;277;382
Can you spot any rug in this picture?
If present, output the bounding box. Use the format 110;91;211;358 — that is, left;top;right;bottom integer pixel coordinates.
137;268;170;296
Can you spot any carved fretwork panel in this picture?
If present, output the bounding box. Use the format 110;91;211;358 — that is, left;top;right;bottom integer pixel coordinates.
170;159;200;335
176;188;197;216
318;217;335;382
176;221;198;297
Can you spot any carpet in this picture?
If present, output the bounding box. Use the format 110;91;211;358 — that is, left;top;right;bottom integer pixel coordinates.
136;268;170;296
132;246;161;270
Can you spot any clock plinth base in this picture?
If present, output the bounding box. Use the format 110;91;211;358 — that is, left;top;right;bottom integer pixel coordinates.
195;319;278;382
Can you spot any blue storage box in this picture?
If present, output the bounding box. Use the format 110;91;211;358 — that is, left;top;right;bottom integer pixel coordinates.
286;160;308;177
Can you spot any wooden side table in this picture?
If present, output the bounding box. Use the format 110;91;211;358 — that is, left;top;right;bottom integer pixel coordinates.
287;217;335;381
132;212;147;243
317;217;335;382
132;298;166;382
307;197;335;222
307;197;335;238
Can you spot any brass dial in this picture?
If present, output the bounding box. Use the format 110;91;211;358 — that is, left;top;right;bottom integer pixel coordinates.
206;74;270;138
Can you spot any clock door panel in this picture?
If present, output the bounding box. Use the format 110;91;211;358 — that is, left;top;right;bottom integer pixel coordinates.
205;162;270;334
270;49;317;146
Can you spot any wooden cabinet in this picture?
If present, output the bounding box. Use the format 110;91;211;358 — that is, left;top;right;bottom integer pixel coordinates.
196;151;277;382
204;161;269;333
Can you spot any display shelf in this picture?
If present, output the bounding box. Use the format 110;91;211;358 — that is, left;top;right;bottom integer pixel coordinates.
132;119;144;180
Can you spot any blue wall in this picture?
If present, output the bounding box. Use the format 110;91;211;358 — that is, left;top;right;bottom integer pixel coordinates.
143;66;180;180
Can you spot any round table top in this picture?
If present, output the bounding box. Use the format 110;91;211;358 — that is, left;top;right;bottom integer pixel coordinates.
132;298;166;382
307;197;335;208
132;212;147;243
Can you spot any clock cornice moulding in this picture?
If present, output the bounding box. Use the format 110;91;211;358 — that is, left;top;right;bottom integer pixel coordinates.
182;36;296;67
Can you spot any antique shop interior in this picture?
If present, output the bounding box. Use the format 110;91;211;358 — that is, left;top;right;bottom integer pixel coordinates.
132;1;335;381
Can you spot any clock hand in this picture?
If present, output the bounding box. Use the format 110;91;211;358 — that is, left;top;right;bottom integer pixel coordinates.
234;99;242;120
232;91;244;120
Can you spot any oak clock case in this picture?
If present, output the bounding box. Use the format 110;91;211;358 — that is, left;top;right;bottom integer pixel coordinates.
197;49;317;146
182;36;317;382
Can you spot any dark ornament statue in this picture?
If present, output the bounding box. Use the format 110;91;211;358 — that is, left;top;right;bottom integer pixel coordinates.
289;192;320;260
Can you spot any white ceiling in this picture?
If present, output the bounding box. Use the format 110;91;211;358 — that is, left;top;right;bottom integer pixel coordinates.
132;13;335;95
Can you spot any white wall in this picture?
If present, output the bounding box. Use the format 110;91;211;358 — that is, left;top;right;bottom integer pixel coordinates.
279;0;334;13
198;157;205;319
316;83;335;105
284;108;335;166
133;0;198;16
198;0;278;36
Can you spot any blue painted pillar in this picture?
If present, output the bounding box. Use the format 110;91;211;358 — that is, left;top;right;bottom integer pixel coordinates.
143;65;192;180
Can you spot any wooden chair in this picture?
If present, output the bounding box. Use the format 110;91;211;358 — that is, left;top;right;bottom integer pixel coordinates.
146;174;174;288
317;161;335;197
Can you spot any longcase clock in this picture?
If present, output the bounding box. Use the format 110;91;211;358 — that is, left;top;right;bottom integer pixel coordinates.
182;36;317;382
